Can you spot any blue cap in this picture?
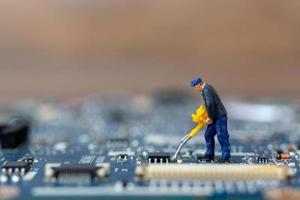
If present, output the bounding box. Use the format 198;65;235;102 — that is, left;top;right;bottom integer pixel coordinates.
191;78;203;87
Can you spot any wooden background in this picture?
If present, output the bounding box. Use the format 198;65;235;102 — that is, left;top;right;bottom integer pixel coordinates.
0;1;299;101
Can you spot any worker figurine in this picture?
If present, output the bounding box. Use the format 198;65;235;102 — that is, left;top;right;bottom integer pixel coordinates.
191;77;231;163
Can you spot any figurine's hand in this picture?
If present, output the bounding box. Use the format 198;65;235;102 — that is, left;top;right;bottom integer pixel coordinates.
204;117;213;125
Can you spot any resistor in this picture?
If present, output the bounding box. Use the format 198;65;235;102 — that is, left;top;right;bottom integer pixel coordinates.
275;153;291;160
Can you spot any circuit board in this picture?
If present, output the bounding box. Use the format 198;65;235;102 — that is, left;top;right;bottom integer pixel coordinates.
1;91;300;200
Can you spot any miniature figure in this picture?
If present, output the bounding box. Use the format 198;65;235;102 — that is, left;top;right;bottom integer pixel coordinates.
191;77;230;163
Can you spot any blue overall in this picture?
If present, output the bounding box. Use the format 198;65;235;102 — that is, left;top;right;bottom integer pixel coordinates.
204;115;230;159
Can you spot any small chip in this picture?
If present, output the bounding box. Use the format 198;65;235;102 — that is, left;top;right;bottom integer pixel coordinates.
257;157;268;163
2;161;31;173
148;152;170;163
117;154;128;161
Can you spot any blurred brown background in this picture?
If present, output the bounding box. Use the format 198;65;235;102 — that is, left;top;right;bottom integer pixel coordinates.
0;0;299;101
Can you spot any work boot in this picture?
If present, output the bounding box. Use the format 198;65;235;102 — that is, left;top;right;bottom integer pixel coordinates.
216;158;230;163
198;154;214;162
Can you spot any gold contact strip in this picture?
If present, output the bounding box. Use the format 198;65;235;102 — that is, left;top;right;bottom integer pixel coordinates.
136;164;289;181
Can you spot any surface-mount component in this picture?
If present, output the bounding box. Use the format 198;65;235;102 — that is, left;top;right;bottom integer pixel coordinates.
148;152;170;163
257;157;269;163
117;154;128;162
45;163;110;183
2;161;31;174
275;153;291;160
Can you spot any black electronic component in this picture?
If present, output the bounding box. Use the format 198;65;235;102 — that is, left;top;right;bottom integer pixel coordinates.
117;154;128;161
2;161;31;174
0;117;30;149
51;164;99;179
148;152;170;163
46;163;110;184
257;157;268;163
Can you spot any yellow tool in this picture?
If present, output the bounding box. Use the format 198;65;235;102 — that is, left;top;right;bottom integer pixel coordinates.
189;105;209;137
172;105;208;160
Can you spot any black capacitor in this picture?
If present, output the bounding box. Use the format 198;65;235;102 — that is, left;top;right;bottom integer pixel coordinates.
0;117;30;149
